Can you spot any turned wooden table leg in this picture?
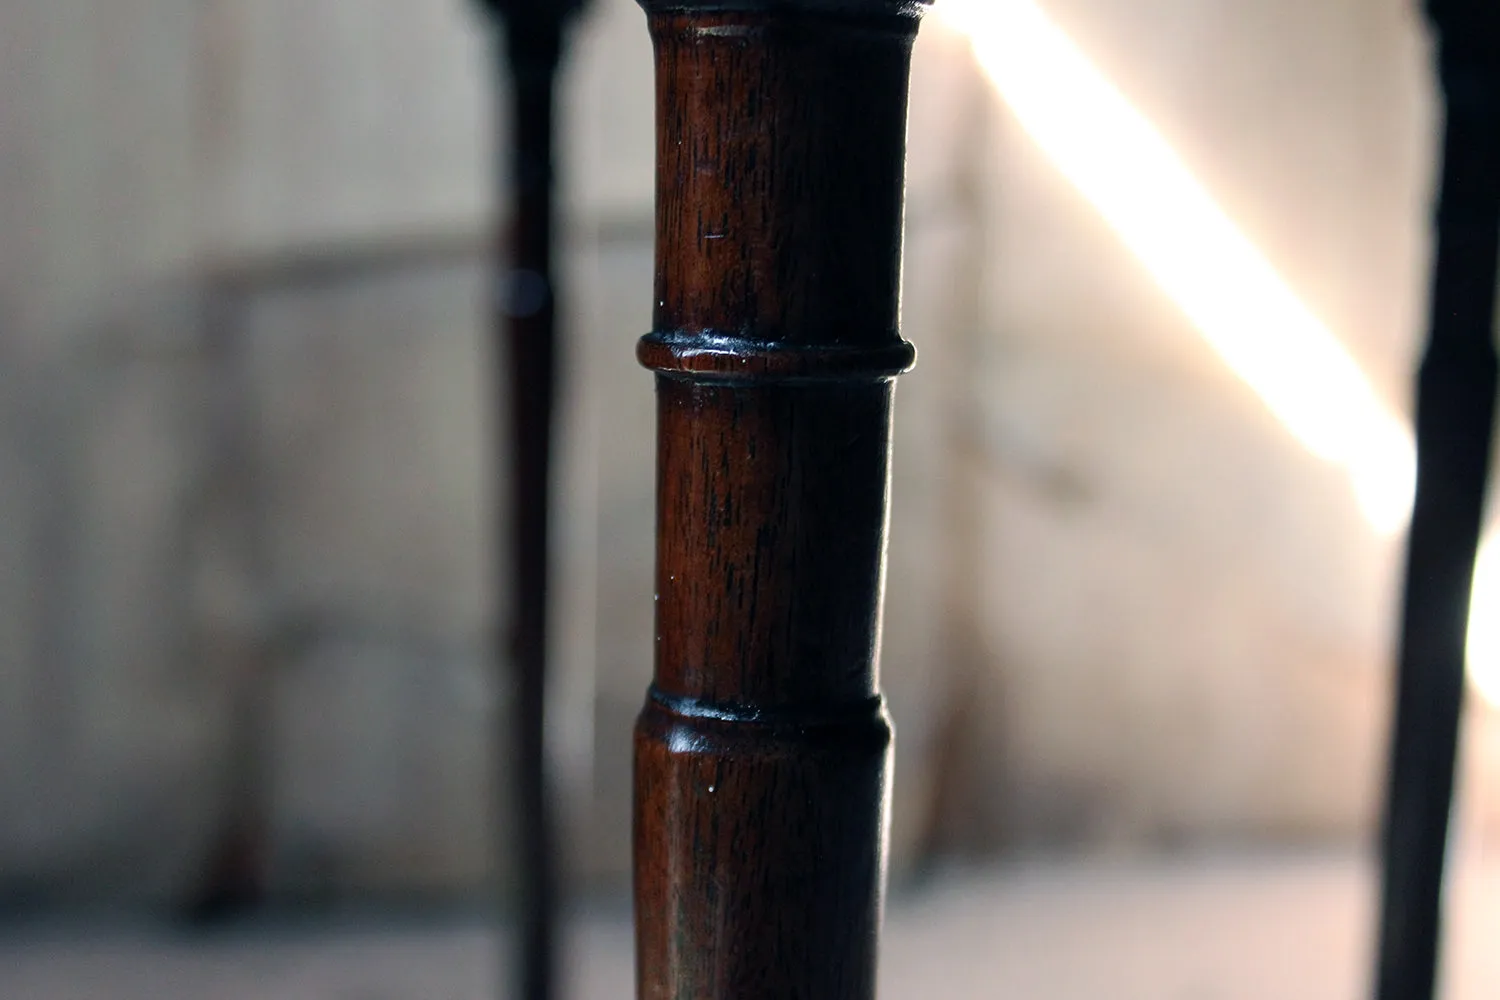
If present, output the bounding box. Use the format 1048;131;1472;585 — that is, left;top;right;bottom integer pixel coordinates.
631;3;928;998
1374;4;1499;999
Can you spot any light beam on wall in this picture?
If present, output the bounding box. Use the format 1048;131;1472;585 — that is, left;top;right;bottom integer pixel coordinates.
938;0;1416;537
1468;532;1500;709
940;0;1500;710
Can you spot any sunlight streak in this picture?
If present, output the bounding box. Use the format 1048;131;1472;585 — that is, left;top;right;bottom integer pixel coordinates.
936;0;1500;707
938;0;1416;536
1468;531;1500;709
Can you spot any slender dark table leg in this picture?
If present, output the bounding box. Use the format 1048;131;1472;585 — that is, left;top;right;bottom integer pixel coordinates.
1374;4;1500;999
476;3;586;998
631;3;928;998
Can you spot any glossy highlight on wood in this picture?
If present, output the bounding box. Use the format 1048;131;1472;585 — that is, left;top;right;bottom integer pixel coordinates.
632;2;927;998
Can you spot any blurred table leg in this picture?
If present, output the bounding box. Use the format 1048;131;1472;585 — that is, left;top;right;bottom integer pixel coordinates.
476;3;586;998
1374;6;1500;999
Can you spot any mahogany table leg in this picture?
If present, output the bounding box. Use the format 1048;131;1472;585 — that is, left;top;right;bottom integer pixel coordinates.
476;2;587;998
631;3;929;998
1374;4;1500;999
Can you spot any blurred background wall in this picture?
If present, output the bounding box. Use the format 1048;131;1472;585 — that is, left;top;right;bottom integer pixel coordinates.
1;0;1495;909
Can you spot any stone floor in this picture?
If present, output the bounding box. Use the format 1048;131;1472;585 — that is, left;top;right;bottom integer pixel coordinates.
1;851;1496;999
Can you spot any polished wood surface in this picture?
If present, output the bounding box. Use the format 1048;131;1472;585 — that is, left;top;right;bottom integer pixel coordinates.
632;3;927;998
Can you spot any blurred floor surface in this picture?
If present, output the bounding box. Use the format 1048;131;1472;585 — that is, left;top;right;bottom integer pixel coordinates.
2;851;1497;999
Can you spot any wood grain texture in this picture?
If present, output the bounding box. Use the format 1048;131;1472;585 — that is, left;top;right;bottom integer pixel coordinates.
633;4;923;998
